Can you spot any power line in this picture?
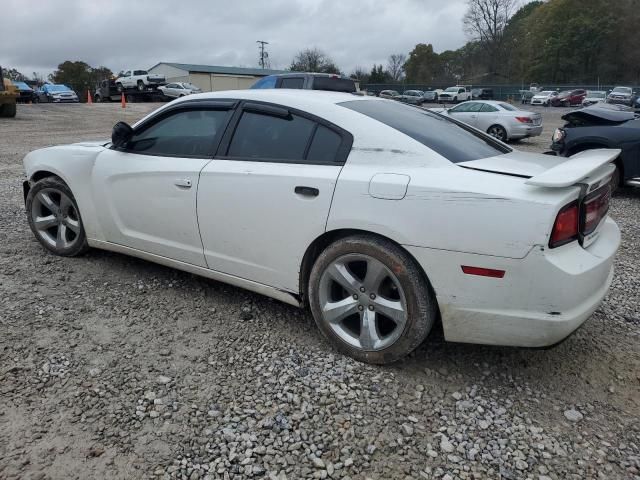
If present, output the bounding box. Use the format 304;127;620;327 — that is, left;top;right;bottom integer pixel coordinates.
257;40;269;69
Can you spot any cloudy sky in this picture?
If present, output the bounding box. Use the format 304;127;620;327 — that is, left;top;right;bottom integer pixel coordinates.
5;0;471;77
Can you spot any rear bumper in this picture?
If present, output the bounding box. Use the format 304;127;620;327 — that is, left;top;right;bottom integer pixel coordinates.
510;124;543;139
406;217;620;347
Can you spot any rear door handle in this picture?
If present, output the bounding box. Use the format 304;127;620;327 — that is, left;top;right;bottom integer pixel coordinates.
174;178;192;188
295;186;319;197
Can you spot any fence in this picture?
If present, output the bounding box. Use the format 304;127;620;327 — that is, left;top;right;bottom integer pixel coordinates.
362;83;638;101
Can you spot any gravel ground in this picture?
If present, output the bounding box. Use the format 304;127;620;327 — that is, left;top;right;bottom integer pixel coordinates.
1;103;639;480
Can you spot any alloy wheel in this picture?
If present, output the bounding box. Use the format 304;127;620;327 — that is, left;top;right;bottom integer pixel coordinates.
318;254;408;351
31;188;82;250
487;125;507;142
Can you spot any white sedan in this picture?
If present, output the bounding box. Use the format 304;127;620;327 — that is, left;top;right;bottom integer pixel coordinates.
432;100;543;142
22;90;620;364
531;90;559;106
158;82;202;98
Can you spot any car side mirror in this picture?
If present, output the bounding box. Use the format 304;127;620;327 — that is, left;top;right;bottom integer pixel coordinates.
112;121;133;148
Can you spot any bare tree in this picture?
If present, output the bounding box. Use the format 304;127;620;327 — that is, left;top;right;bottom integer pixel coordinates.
463;0;519;75
349;66;369;82
290;48;340;74
387;54;406;82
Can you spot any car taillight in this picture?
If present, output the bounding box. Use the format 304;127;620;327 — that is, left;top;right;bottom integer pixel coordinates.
581;184;610;236
515;116;533;123
552;128;566;143
550;201;579;248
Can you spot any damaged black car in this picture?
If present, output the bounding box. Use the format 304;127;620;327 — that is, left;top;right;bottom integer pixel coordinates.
551;104;640;190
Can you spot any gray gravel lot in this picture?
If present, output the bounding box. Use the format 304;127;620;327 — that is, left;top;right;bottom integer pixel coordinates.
1;103;639;480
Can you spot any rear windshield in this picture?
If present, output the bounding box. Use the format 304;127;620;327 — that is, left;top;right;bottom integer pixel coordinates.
339;100;510;163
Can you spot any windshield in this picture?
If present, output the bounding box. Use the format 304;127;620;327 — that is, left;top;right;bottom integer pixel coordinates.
251;75;277;89
538;91;555;96
612;87;632;94
445;87;459;92
588;91;606;98
339;100;510;163
48;85;71;92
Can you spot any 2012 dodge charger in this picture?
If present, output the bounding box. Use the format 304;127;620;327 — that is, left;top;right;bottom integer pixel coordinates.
22;90;620;364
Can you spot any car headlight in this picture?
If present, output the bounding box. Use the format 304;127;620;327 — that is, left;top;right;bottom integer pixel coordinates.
552;128;566;143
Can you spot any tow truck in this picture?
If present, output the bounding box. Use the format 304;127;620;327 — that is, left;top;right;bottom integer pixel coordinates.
94;78;168;103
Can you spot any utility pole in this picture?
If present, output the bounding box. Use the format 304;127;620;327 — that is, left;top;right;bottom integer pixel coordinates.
257;40;269;69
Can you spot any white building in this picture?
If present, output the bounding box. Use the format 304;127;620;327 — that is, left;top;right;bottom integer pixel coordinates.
148;62;284;92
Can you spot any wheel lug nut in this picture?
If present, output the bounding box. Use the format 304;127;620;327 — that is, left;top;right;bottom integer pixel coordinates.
358;305;364;311
370;293;376;299
360;287;365;293
368;305;374;311
352;294;358;300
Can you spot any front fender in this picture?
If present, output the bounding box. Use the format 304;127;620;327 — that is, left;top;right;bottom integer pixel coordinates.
23;145;106;240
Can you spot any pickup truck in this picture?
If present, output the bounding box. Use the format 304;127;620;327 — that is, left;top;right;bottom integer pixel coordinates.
115;70;165;92
438;85;472;103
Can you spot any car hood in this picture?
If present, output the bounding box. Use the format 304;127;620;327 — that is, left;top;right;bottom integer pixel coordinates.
72;140;109;148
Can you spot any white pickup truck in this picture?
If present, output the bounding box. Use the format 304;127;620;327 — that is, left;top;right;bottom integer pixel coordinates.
438;85;472;103
115;70;166;92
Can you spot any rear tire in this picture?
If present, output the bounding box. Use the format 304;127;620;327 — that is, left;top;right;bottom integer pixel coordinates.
487;124;508;142
308;235;437;364
26;176;89;257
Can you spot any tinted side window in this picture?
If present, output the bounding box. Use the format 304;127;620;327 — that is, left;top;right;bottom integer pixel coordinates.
227;111;315;160
280;78;305;89
339;100;510;163
128;109;231;157
307;126;342;163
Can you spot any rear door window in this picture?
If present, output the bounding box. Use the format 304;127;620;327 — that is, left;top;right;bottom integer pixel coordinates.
227;110;315;160
339;99;510;163
306;125;343;163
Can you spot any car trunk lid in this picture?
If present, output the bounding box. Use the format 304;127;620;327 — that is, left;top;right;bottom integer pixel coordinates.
459;149;618;248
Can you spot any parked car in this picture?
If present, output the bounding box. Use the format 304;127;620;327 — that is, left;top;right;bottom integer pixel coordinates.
438;85;472;103
471;88;494;100
422;90;439;102
551;103;640;190
12;81;35;103
431;100;542;142
530;90;558;106
550;89;587;107
115;70;166;92
399;90;425;105
251;73;357;93
158;82;202;98
378;89;401;99
21;90;620;364
606;86;635;107
582;91;608;107
34;84;79;103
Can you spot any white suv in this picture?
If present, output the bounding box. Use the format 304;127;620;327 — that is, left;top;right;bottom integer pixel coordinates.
115;70;165;92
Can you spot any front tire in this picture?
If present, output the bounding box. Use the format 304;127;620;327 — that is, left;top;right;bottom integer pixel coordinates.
137;81;145;91
26;177;89;257
308;235;437;364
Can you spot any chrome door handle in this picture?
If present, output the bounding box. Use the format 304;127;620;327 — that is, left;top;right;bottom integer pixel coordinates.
174;178;192;188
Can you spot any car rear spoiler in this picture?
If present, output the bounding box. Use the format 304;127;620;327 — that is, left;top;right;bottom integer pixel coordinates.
525;149;620;188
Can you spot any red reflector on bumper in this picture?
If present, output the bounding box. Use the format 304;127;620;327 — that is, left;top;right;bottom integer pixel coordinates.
461;266;505;278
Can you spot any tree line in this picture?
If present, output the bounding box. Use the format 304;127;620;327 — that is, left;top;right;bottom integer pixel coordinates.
291;0;640;86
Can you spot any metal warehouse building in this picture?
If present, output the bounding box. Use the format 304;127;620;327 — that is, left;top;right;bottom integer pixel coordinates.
148;62;284;92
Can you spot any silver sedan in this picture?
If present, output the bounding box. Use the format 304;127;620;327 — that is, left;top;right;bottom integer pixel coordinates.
432;100;543;142
158;82;202;99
